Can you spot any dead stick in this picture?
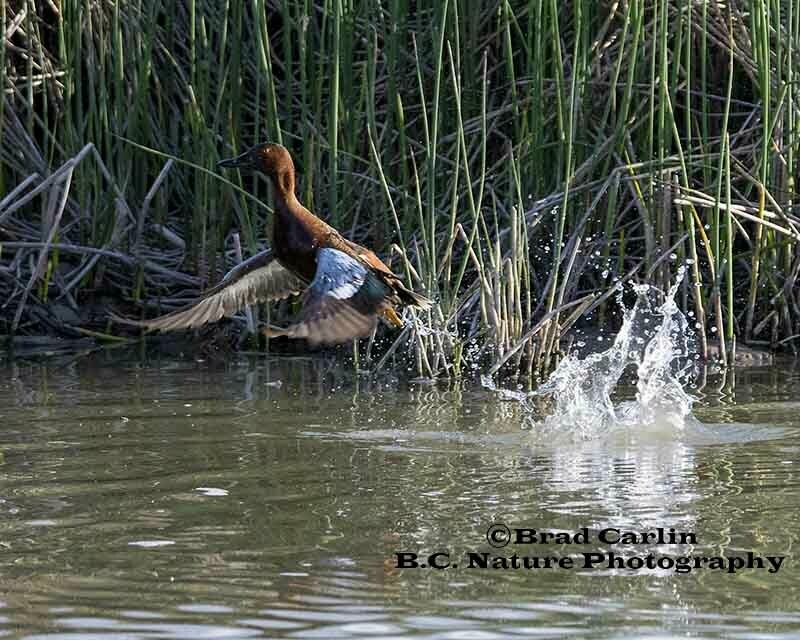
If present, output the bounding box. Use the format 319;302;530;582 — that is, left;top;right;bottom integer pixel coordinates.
12;167;74;332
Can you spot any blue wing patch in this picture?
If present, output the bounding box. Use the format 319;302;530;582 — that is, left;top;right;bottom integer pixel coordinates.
312;248;369;300
264;248;392;345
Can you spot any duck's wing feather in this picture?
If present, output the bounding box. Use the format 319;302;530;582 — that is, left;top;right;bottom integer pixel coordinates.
265;248;391;345
342;237;432;310
112;250;305;331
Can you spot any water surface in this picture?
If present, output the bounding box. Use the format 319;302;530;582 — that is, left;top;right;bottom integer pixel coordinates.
0;352;799;639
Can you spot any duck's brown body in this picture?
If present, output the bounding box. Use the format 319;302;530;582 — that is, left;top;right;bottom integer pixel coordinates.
114;143;430;345
272;199;320;282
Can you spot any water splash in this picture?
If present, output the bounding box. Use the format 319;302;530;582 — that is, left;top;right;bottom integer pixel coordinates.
483;270;699;440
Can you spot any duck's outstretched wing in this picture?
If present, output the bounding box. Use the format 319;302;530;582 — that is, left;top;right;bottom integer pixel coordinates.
112;250;305;331
264;248;392;345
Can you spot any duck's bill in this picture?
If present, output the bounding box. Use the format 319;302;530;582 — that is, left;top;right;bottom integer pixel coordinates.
217;150;254;169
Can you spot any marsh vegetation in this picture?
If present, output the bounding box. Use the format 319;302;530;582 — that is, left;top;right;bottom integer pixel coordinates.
1;0;798;377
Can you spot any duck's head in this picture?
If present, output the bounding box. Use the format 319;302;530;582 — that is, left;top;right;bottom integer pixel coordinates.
218;142;295;195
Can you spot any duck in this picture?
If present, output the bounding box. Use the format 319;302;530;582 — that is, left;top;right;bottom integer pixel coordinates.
114;142;431;345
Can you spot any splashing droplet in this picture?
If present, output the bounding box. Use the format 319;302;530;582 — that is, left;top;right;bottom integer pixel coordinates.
484;269;697;440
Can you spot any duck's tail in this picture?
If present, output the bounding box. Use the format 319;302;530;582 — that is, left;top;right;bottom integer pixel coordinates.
395;282;433;310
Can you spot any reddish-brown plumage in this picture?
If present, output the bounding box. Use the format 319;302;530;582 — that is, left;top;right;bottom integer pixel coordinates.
238;144;421;303
114;142;431;345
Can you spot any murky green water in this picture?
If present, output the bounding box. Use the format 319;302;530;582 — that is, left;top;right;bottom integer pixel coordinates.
1;352;800;638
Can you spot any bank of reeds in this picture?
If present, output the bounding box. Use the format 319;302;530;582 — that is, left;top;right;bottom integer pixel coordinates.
1;0;799;377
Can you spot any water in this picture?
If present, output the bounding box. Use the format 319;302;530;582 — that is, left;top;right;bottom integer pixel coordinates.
484;278;698;439
482;276;773;448
1;320;800;637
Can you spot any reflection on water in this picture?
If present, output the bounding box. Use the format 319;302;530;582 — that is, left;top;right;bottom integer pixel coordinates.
0;351;799;638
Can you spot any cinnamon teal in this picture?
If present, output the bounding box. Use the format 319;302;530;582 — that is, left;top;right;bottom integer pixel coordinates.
115;142;431;345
